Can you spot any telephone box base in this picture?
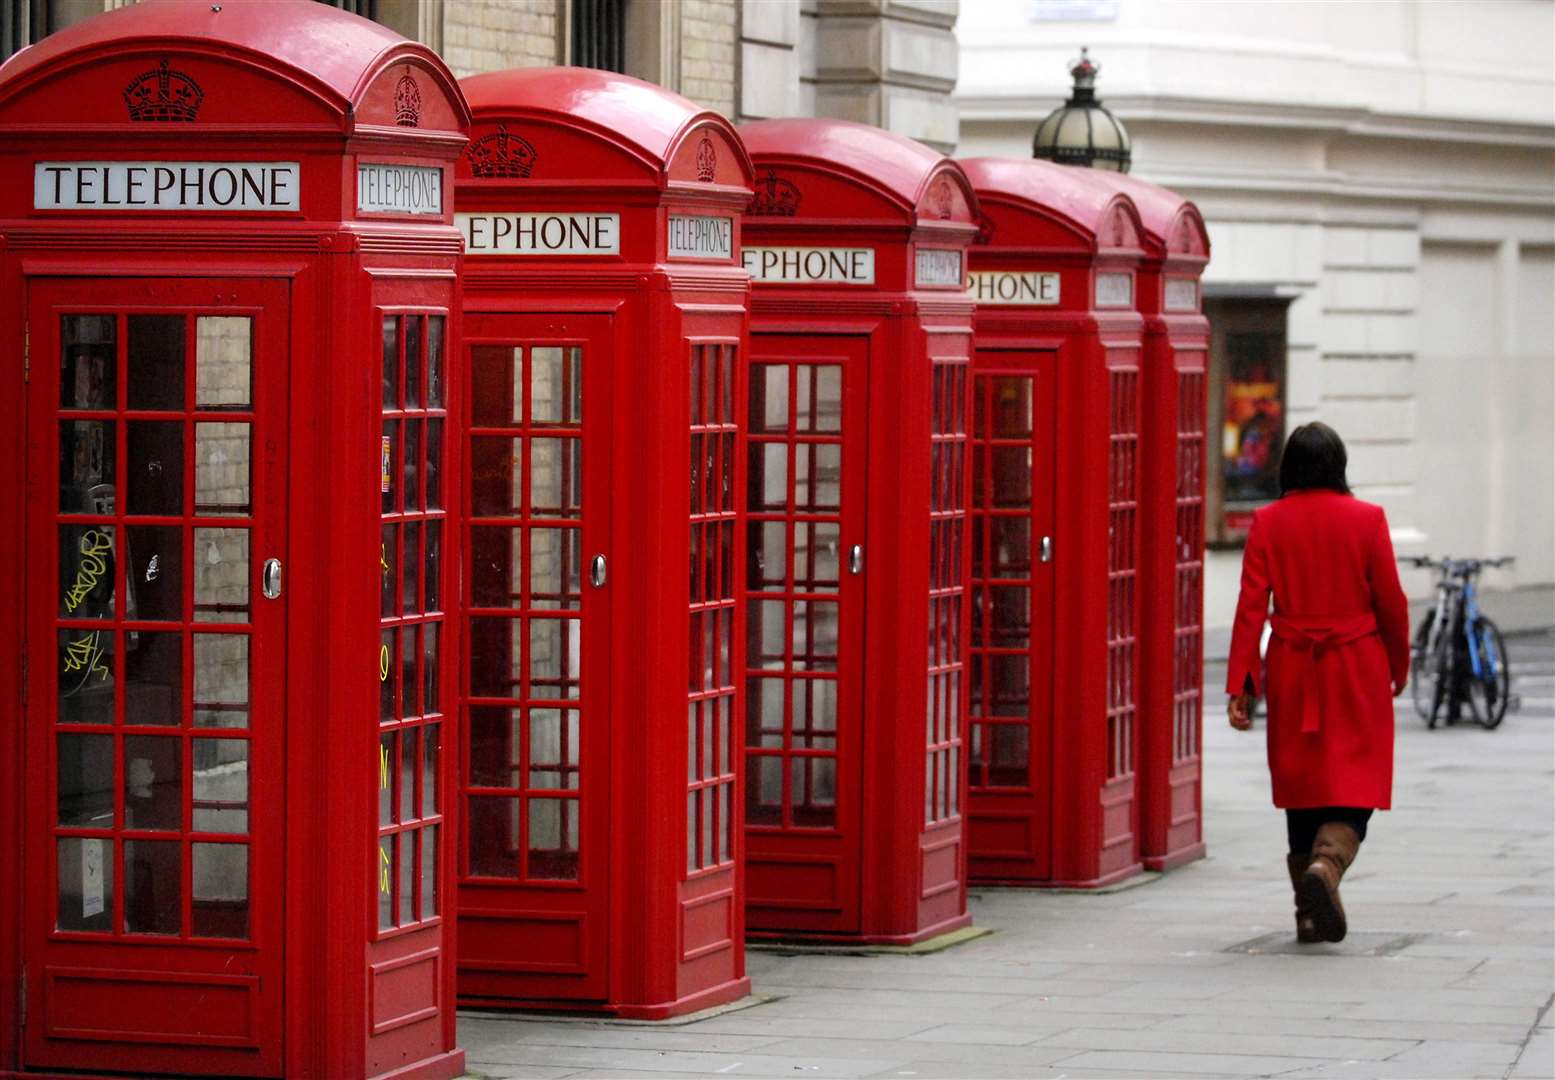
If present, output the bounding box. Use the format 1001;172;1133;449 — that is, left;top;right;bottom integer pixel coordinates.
379;1048;469;1080
460;975;752;1022
746;911;973;949
1143;841;1207;873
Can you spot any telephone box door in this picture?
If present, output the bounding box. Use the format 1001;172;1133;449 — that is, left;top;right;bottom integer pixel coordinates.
968;348;1057;881
24;278;288;1076
744;334;866;935
459;313;611;1003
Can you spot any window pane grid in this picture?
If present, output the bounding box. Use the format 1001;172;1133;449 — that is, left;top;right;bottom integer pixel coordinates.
378;313;448;933
1105;366;1139;782
926;358;967;825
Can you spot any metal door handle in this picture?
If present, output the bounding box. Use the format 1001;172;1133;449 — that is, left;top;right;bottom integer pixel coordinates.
590;554;607;589
262;558;282;599
848;544;864;575
1039;536;1053;564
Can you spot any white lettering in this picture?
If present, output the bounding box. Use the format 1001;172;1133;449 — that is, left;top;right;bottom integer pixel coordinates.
741;246;876;285
1164;276;1199;311
456;213;621;256
966;271;1061;306
357;163;443;216
34;161;300;211
667;215;733;260
1095;272;1133;308
915;248;964;288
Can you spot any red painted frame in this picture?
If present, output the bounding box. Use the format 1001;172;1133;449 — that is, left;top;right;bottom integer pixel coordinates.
961;158;1147;888
0;4;470;1076
1083;171;1211;871
452;68;754;1019
740;119;978;943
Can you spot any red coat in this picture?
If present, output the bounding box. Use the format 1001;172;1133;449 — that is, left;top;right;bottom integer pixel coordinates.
1227;491;1411;809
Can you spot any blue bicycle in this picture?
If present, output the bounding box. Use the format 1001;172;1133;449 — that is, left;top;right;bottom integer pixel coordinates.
1402;556;1515;729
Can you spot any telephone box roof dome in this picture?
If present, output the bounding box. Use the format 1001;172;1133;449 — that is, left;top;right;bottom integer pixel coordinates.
460;66;751;183
961;156;1142;248
0;0;466;127
1067;170;1209;258
739;118;974;219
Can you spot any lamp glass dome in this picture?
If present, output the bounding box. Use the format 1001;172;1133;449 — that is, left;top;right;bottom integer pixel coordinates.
1033;47;1132;174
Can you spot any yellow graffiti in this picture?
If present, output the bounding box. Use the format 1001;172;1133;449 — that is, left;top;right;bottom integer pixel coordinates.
63;530;113;613
380;744;390;790
379;644;390;682
380;543;390;576
379;846;392;894
62;632;109;682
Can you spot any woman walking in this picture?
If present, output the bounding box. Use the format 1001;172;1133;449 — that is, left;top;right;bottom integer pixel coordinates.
1227;422;1411;943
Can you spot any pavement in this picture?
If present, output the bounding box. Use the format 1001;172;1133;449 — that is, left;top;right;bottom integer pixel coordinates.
460;631;1555;1080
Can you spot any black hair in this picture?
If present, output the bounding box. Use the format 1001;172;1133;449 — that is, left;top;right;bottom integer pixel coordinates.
1279;421;1351;496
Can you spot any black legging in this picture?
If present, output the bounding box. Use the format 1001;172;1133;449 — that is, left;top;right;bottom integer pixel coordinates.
1286;807;1374;855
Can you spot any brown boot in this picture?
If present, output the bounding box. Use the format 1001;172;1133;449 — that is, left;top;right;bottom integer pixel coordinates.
1285;854;1322;943
1298;822;1361;942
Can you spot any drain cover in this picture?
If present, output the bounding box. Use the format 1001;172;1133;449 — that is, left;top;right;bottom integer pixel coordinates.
1225;930;1427;957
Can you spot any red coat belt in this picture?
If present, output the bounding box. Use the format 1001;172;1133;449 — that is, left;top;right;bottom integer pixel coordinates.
1268;613;1380;734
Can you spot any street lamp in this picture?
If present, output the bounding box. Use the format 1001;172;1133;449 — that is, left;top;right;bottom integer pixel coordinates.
1032;47;1131;173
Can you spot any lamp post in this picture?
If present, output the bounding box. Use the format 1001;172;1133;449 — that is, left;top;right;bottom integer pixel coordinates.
1032;47;1132;173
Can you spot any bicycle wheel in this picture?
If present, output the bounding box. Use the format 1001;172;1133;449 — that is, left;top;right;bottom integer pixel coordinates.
1465;618;1511;730
1410;612;1439;723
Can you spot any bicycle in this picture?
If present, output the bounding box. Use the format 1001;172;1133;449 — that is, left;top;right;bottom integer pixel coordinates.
1400;555;1516;730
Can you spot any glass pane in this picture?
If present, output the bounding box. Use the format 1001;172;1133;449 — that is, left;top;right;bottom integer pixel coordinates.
398;830;414;925
381;420;396;516
400;727;417;821
470;346;520;426
378;836;393;929
379;733;394;825
58;420;115;515
796;678;837;747
193;738;248;833
719;782;732;863
195;422;251;516
423;622;440;716
127;315;185;411
746;755;783;826
530;346;575;425
751;365;788;433
59;524;115;619
57;837;113;932
425;520;442;614
126;420;182;515
382;316;399;410
528;798;578;880
401;420;421;512
124;735;181;831
530;707;562;789
422;723;439;816
470;436;521;517
988;724;1030;787
381;524;397;618
402;521;420;615
991;376;1032;437
749;600;785;670
124;631;181;727
987;586;1031;649
124;840;181;935
689;348;702;427
530;437;581;519
749;521;786;592
196;317;252;409
127;525;182;621
530;527;581;610
425;419;443;510
796;365;842;433
61;315;115;410
420;823;439;918
467;796;520;877
794;757;836;827
719;345;734;425
58;629;114;724
193;633;249;727
467;618;520;699
57;733;114;826
400;625;419;719
529;618;579;700
194;527;249;623
991;515;1031;578
426;317;445;410
192;843;248;938
380;628;395;722
468;707;520;788
404;316;423;410
990;653;1030;717
750;442;787;511
991;446;1032;508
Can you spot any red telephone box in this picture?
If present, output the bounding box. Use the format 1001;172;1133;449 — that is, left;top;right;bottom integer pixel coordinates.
453;68;754;1018
0;3;469;1076
738;119;978;943
960;157;1147;888
1083;171;1211;871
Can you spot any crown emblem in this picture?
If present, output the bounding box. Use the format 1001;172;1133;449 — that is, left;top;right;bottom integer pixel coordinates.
394;70;422;127
123;59;203;122
749;168;801;216
466;124;537;179
695;134;717;182
932;179;954;220
974;211;995;245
